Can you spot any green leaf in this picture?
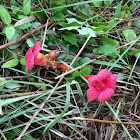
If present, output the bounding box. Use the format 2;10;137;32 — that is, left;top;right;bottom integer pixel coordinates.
12;54;18;59
11;6;20;15
26;38;35;47
52;11;65;21
20;57;26;66
92;1;102;7
8;29;23;49
5;82;21;90
62;32;78;46
0;6;11;25
16;22;32;29
115;1;122;18
59;26;79;31
80;68;92;76
23;0;31;15
122;29;137;42
5;26;15;40
0;77;7;92
81;57;91;64
129;3;136;11
134;18;140;28
66;18;84;25
77;27;96;37
1;59;19;68
97;43;118;54
73;71;81;77
104;0;113;6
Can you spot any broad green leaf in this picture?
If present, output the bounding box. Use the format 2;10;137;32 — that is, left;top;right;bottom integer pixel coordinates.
73;71;81;77
5;82;21;90
8;29;23;49
1;59;19;68
12;54;18;59
93;1;102;7
97;43;118;54
66;18;84;25
92;60;125;69
18;15;28;19
52;11;65;21
80;68;92;76
122;29;137;42
59;26;79;31
20;57;26;66
0;77;7;91
104;0;113;6
81;57;91;64
31;22;41;29
26;38;35;47
16;22;32;29
129;3;136;11
11;6;20;15
62;32;78;46
23;0;31;15
134;18;140;28
0;6;11;25
77;27;96;37
115;1;122;18
5;26;15;40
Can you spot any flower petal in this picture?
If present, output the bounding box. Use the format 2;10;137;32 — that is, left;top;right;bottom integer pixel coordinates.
97;68;111;82
98;88;114;103
32;41;41;57
84;75;92;80
34;58;48;66
87;88;99;102
25;64;29;73
107;74;117;90
48;58;58;67
25;48;34;72
57;64;68;72
88;75;99;89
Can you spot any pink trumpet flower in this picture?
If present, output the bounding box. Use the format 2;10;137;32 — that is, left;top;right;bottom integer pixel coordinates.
87;69;117;103
25;41;68;73
25;41;47;73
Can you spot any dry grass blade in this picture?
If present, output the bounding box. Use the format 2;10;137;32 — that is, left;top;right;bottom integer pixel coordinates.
70;117;140;125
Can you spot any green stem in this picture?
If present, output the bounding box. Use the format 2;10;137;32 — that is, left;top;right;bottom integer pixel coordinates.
45;57;56;70
105;101;133;140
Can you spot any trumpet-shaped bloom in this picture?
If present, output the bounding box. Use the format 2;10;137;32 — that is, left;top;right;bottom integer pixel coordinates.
87;69;117;103
25;41;68;73
25;41;47;73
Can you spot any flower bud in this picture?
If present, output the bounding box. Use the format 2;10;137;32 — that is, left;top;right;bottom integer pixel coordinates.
49;50;57;58
36;52;46;60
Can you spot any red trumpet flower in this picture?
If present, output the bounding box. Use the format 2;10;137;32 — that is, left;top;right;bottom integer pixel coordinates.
25;41;68;73
87;69;117;103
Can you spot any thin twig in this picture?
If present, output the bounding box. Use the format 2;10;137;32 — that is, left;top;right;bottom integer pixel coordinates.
42;19;49;49
0;20;54;50
17;36;91;140
70;117;140;125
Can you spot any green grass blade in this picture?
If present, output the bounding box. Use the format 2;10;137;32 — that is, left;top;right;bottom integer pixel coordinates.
42;83;71;134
